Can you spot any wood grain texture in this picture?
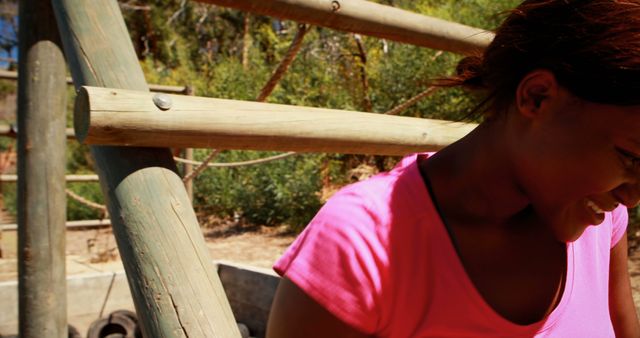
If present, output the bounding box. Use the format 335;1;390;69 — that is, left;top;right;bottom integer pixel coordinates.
197;0;493;55
75;86;477;155
51;0;240;337
17;0;68;337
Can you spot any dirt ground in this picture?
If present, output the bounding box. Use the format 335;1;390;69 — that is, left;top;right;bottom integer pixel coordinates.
2;221;640;316
0;221;296;281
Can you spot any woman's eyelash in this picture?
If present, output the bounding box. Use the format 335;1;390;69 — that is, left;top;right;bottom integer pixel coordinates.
617;147;640;168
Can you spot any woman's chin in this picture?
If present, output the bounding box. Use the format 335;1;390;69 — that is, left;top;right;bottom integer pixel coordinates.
550;220;592;243
540;202;604;243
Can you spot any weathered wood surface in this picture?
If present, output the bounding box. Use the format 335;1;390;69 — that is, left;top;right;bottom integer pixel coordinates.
0;69;190;94
0;174;99;183
52;0;240;337
198;0;493;55
75;86;477;155
17;0;68;337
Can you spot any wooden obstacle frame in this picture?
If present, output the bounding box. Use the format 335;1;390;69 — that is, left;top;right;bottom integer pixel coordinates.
15;0;492;337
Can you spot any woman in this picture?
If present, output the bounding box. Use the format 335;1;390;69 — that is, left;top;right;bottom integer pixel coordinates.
267;1;640;336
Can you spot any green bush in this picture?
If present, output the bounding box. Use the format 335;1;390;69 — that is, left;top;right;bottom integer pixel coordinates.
1;0;526;233
192;150;331;230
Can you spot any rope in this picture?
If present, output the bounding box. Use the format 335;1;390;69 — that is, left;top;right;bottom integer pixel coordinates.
384;86;438;116
174;151;297;168
182;149;221;183
65;188;107;213
257;24;309;102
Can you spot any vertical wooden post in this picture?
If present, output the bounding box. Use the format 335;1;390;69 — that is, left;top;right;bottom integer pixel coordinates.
242;14;251;70
51;1;240;337
17;0;67;337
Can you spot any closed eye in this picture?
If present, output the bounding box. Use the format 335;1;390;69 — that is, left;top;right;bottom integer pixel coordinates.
616;147;640;169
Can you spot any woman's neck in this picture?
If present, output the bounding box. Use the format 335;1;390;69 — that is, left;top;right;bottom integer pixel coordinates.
422;120;531;228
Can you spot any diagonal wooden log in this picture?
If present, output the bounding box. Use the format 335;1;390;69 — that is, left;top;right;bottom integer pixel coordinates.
75;86;477;155
51;0;240;337
18;0;67;336
197;0;493;55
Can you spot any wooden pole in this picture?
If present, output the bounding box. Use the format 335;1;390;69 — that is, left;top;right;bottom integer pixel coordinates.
0;174;99;182
0;124;76;139
51;1;240;337
0;69;191;94
17;0;68;337
241;14;251;70
1;219;111;231
75;86;477;155
196;0;493;55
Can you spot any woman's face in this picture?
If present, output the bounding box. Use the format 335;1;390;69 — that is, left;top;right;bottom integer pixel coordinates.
512;88;640;242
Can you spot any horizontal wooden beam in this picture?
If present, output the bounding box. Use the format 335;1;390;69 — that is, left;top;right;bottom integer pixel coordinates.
197;0;492;55
0;124;75;139
0;174;99;183
75;86;476;155
1;219;110;231
0;69;191;95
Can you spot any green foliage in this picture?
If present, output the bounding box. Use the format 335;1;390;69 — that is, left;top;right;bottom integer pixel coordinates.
192;151;327;230
66;183;104;220
2;182;104;221
3;1;526;230
124;0;522;230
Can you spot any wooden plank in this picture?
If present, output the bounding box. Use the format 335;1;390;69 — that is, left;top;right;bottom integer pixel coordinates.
0;69;190;94
197;0;493;55
51;1;241;337
0;174;99;183
17;0;68;336
75;86;477;155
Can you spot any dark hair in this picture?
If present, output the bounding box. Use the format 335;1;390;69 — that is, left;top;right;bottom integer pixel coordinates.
446;0;640;117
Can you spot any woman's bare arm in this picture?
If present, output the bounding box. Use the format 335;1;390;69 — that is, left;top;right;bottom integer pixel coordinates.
266;277;374;338
609;233;640;338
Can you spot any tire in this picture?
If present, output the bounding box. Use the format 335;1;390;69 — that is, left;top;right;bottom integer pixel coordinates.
87;313;137;338
68;324;82;338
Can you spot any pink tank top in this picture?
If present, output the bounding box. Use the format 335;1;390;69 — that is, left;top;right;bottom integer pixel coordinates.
274;153;627;337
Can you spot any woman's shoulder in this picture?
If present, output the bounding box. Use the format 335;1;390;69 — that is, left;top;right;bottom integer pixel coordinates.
328;153;429;214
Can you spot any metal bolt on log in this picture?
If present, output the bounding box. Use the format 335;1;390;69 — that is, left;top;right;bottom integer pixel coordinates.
152;93;173;111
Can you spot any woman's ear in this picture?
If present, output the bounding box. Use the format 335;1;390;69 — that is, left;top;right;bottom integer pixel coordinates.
515;69;560;118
